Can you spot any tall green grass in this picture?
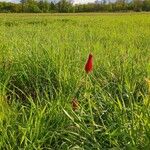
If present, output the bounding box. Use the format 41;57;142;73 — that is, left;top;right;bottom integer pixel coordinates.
0;13;150;149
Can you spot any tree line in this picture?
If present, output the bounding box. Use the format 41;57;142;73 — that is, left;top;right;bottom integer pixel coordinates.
0;0;150;13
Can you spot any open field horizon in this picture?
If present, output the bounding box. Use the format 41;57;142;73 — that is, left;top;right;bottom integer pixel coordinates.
0;13;150;149
0;12;150;16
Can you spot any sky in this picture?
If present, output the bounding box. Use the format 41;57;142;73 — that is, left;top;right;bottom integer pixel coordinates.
71;0;96;4
0;0;97;4
0;0;20;2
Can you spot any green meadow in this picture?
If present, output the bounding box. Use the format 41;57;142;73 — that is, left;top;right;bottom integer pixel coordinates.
0;13;150;149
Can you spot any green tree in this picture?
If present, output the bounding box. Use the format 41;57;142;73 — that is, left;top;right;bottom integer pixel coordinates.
38;0;49;12
50;2;56;12
143;0;150;11
133;0;143;11
20;0;27;12
57;0;72;13
25;0;41;13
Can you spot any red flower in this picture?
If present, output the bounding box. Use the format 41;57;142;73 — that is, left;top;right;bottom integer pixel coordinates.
71;98;79;111
85;53;93;73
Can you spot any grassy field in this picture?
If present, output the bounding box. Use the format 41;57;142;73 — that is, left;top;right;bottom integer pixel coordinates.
0;13;150;149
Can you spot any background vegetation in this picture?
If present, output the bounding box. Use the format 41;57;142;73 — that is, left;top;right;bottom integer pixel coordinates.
0;0;150;13
0;13;150;149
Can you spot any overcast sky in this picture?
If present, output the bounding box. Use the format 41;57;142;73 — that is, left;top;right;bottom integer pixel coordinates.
0;0;20;2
